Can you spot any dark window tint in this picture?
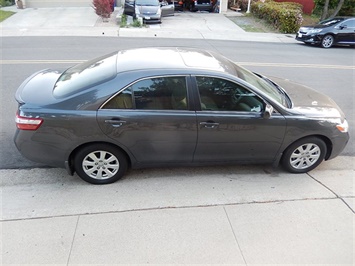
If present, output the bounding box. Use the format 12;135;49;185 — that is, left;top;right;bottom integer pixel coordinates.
103;76;188;110
196;77;264;112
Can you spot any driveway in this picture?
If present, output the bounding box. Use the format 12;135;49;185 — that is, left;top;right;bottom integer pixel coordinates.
0;6;297;42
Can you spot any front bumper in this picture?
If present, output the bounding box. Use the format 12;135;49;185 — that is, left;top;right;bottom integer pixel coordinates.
295;33;322;45
137;14;161;23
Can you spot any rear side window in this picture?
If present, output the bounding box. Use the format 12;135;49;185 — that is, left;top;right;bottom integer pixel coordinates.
102;76;188;110
53;53;117;98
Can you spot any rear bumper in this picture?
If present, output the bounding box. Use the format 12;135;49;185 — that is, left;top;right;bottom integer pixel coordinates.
192;4;212;11
14;129;67;168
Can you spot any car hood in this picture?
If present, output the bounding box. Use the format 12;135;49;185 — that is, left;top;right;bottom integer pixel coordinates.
301;24;329;30
271;77;345;119
15;69;62;106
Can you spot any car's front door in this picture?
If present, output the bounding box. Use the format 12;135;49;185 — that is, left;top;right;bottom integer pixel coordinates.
192;76;286;163
337;19;355;44
124;0;135;16
161;1;175;17
97;76;198;164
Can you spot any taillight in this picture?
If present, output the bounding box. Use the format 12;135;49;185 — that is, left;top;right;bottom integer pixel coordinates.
15;113;43;130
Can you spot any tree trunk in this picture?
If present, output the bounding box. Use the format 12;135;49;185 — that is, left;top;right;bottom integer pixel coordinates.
321;0;330;20
330;0;345;18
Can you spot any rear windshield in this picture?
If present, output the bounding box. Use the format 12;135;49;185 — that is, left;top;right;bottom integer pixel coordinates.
53;52;117;98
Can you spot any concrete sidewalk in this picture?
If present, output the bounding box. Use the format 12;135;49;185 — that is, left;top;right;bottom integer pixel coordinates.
0;5;298;43
1;156;354;264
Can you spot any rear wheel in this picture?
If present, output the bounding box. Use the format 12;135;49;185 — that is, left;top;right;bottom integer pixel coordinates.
321;34;334;48
74;144;128;184
281;137;327;173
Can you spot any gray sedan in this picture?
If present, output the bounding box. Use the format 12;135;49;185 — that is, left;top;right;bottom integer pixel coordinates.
14;47;349;184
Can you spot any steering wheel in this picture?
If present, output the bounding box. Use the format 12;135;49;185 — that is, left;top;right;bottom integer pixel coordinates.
232;88;243;105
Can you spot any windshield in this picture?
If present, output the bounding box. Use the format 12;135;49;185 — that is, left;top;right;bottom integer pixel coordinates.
231;63;289;107
135;0;159;6
320;17;344;26
53;52;117;98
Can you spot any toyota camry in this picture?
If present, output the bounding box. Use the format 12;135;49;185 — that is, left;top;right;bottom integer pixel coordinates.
14;47;349;184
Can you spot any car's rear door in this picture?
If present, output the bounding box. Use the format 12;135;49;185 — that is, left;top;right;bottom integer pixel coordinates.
192;76;286;163
97;76;198;164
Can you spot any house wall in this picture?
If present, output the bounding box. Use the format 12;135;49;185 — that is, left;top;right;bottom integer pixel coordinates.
22;0;92;8
273;0;315;14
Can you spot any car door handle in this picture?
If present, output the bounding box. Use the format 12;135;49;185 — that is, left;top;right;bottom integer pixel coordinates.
105;120;127;128
200;122;220;129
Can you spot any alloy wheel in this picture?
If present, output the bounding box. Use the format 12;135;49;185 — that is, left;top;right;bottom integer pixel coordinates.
289;143;321;170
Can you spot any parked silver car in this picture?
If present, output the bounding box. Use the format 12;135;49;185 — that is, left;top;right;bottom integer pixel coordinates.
14;47;349;184
124;0;174;23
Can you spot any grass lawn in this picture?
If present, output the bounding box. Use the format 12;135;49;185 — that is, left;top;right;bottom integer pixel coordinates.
0;10;15;22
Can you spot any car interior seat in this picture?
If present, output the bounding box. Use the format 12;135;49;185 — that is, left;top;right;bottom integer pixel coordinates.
171;82;187;110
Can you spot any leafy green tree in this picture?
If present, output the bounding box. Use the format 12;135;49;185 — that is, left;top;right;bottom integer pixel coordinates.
314;0;354;20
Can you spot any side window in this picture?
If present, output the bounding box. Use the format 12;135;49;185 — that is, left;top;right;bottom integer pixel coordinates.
103;88;133;109
102;76;188;110
196;77;264;112
342;19;355;28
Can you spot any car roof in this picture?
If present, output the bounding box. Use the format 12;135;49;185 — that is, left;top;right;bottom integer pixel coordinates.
115;47;237;75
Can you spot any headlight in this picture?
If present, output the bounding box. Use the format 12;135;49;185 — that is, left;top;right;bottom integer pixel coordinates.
309;29;322;34
336;119;349;133
157;8;161;15
135;7;140;14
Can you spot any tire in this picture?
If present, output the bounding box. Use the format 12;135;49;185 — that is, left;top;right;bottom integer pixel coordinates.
74;144;128;184
321;34;334;48
281;137;327;173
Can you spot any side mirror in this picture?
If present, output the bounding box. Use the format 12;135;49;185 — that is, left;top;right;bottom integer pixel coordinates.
339;25;347;30
263;104;273;119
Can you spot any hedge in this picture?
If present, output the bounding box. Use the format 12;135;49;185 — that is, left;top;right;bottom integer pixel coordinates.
251;0;304;33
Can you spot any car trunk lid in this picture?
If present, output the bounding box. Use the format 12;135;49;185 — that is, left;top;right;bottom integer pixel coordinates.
15;69;62;106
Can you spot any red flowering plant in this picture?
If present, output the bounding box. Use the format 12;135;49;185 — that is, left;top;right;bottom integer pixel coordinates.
93;0;114;19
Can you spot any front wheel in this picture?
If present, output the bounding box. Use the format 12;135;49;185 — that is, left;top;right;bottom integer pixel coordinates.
321;34;334;48
281;137;327;173
74;144;128;184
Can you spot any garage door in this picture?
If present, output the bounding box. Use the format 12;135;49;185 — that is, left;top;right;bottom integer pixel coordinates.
24;0;92;8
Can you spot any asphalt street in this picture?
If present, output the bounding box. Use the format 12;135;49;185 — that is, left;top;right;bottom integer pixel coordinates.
0;6;354;265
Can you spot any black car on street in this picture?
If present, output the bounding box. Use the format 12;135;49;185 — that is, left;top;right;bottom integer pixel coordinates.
296;17;355;48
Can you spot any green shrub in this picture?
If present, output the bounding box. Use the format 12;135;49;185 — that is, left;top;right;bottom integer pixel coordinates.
0;0;14;7
251;0;303;33
132;19;142;27
120;14;127;26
